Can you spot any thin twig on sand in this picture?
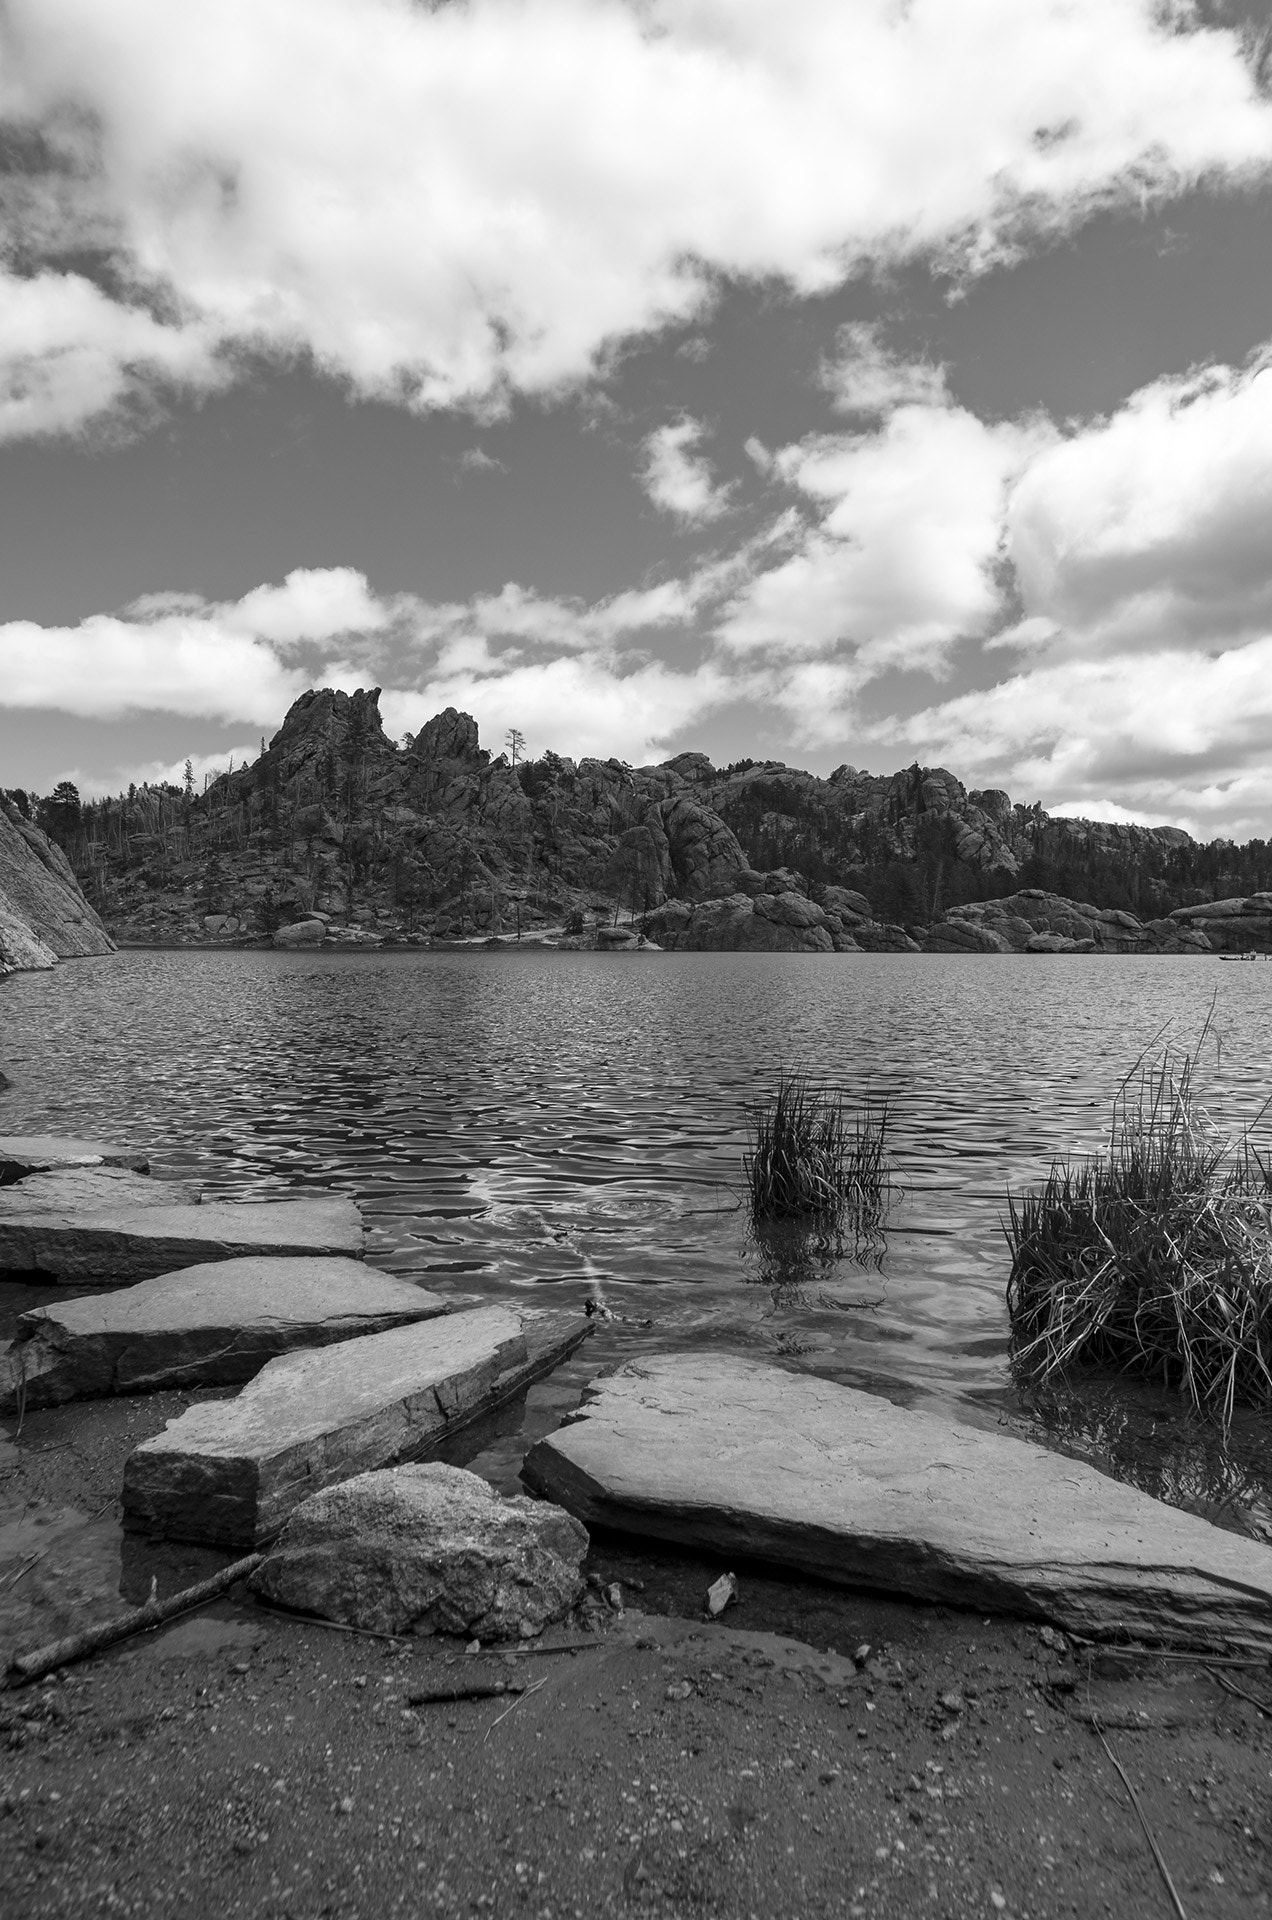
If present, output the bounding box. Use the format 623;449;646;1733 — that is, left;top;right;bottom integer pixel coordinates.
485;1674;547;1738
1091;1712;1188;1920
1211;1668;1272;1717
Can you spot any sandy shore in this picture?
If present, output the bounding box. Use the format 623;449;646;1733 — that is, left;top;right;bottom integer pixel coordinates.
1;1355;1270;1919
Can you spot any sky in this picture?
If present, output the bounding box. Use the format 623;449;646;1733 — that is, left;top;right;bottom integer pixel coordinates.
3;1;1272;840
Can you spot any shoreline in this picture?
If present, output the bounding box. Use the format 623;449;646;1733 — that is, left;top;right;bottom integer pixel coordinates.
2;1378;1269;1919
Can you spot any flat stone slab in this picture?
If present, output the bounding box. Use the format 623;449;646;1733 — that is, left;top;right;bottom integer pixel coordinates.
123;1305;593;1548
522;1354;1272;1654
0;1135;150;1181
1;1168;201;1211
0;1193;365;1284
0;1256;463;1412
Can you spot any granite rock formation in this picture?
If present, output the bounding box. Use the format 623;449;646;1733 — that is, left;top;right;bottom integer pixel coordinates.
48;686;1272;952
0;799;114;975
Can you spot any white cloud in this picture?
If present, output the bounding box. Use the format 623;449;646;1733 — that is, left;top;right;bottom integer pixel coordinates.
2;0;1269;435
720;403;1049;668
823;324;948;415
381;655;738;767
640;417;734;523
0;268;224;442
866;638;1272;841
1007;359;1272;651
227;568;391;646
0;568;389;720
458;447;507;475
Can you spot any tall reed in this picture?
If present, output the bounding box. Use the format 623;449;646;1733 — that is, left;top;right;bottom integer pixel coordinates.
744;1073;892;1243
1006;1040;1272;1431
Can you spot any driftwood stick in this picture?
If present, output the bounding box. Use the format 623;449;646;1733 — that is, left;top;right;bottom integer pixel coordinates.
7;1553;263;1687
1091;1713;1188;1920
408;1678;529;1706
488;1638;606;1660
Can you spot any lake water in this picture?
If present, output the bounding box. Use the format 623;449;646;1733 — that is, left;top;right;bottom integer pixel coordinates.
2;948;1271;1533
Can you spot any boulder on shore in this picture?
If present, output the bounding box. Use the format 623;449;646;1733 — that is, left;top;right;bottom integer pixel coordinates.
123;1304;593;1547
925;890;1212;955
250;1461;589;1640
0;1189;365;1284
0;1255;463;1412
523;1354;1272;1654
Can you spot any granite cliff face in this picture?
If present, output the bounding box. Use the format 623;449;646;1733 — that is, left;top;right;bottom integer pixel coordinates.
52;687;1272;953
0;800;114;976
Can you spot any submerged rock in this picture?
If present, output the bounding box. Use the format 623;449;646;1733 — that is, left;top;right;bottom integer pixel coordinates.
523;1353;1272;1654
251;1461;588;1639
0;1190;365;1284
0;1255;461;1412
123;1304;593;1547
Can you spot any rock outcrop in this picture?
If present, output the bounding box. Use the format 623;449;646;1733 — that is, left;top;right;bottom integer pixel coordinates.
0;799;114;974
640;868;921;954
1168;894;1272;953
250;1462;589;1639
45;685;1272;952
524;1354;1272;1654
924;891;1213;956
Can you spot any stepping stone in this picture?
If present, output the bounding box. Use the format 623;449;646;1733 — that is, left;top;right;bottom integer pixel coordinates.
2;1168;200;1211
0;1135;150;1182
123;1305;593;1548
0;1256;464;1412
0;1190;365;1285
522;1354;1272;1655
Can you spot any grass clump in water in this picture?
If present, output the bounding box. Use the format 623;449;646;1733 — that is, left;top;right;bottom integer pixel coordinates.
744;1072;892;1246
1006;1041;1272;1431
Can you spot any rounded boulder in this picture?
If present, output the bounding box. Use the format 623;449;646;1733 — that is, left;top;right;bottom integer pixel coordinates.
249;1461;589;1640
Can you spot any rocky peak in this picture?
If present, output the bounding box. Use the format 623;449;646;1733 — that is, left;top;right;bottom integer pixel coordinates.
409;708;483;766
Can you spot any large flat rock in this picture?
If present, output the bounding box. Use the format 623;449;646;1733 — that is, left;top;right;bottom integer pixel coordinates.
0;1136;150;1181
0;1192;365;1284
1;1168;200;1211
1;1256;462;1412
522;1354;1272;1654
123;1305;593;1548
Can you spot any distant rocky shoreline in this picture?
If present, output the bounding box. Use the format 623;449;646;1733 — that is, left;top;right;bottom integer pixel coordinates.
4;686;1272;973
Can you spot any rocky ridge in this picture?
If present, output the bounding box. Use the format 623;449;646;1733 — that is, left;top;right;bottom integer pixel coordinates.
44;686;1272;954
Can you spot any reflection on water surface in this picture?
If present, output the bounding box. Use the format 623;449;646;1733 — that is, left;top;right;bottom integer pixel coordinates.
2;947;1270;1530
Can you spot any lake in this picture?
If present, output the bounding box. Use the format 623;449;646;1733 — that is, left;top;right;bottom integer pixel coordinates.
2;947;1270;1532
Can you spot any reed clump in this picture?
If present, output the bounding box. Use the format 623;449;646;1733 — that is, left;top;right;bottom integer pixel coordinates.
1006;1046;1272;1430
744;1073;892;1242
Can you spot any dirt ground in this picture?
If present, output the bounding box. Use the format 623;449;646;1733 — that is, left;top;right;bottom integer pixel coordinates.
1;1374;1270;1920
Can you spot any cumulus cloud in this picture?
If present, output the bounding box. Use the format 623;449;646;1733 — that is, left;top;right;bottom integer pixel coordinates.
640;417;734;523
719;403;1049;668
382;654;738;767
1007;359;1272;651
1;0;1269;436
0;568;390;721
